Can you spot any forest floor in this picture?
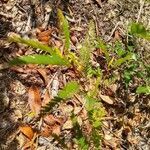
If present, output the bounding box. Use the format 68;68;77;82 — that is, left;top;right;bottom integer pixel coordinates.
0;0;150;150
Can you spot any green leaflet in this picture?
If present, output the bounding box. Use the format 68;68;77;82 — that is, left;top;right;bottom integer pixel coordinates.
58;81;79;99
9;54;70;66
57;9;70;53
130;22;150;40
41;97;63;114
96;38;110;62
42;81;80;113
8;35;57;55
136;86;150;94
112;53;135;68
85;96;99;111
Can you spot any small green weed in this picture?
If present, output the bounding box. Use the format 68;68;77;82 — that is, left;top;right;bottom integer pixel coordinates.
136;86;150;94
129;22;150;40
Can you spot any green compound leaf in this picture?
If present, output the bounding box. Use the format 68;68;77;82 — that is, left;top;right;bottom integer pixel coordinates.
96;38;110;62
9;54;70;66
130;22;150;40
136;86;150;94
41;97;63;114
8;35;56;55
57;9;70;53
79;20;96;69
58;81;79;99
112;53;135;68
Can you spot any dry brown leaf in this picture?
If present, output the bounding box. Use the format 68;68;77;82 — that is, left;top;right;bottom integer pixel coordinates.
114;30;121;41
28;86;42;116
109;84;118;93
43;115;57;126
41;114;64;137
100;94;114;105
62;120;73;130
71;35;78;44
37;29;52;44
54;40;62;48
37;68;48;85
42;91;51;107
41;124;52;137
52;124;61;136
19;125;34;140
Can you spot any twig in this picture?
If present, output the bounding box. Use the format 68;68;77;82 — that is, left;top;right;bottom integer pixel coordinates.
107;22;120;41
41;69;61;97
101;117;117;121
0;12;13;19
95;0;102;7
74;94;86;115
136;0;145;23
102;123;125;142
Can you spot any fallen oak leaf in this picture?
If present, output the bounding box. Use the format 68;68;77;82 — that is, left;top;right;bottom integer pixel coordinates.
19;125;34;140
28;86;42;116
99;94;114;105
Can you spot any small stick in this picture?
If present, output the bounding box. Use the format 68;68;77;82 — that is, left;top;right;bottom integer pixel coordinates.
107;22;120;41
41;69;60;97
137;0;145;23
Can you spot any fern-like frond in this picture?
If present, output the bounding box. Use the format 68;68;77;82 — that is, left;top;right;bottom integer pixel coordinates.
130;22;150;40
9;54;70;66
41;97;63;114
58;81;79;99
42;81;79;113
79;20;96;70
8;34;57;55
57;9;70;53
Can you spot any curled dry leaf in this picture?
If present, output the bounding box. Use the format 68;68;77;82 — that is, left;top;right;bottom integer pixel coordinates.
37;68;48;85
43;115;58;126
28;86;42;116
99;94;114;105
19;125;34;140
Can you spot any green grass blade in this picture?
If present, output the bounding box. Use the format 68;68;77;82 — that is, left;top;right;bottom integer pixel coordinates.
57;9;70;53
9;54;70;66
58;81;79;99
8;35;56;55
